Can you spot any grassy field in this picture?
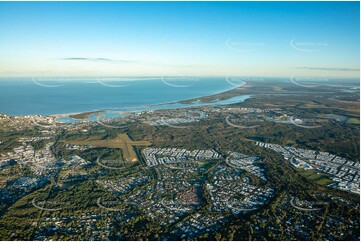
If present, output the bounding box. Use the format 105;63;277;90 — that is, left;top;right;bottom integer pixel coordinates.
347;118;360;125
297;169;334;186
64;133;151;162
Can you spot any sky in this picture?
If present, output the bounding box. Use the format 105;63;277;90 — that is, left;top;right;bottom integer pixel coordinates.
0;1;359;78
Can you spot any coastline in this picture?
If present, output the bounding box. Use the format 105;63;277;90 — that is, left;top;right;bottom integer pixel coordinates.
177;81;250;104
1;81;251;121
53;82;251;122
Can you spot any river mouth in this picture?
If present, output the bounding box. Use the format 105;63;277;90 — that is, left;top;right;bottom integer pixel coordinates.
56;93;252;123
0;77;247;118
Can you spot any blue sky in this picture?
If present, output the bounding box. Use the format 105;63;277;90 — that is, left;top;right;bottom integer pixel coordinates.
0;1;359;78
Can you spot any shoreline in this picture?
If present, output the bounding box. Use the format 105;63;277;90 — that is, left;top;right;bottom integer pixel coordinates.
1;81;250;120
54;83;250;122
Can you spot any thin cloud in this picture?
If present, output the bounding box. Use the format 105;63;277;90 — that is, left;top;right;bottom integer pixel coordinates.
294;67;360;72
61;57;135;63
60;57;197;68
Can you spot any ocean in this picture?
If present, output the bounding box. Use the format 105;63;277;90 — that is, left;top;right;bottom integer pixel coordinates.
0;77;249;117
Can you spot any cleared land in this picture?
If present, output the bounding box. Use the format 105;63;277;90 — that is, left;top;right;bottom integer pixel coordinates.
64;133;151;162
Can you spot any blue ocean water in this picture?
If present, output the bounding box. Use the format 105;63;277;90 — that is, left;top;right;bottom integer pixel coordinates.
0;77;249;116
